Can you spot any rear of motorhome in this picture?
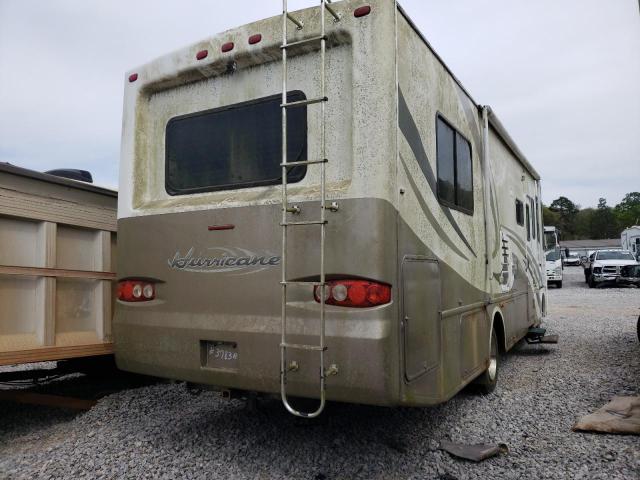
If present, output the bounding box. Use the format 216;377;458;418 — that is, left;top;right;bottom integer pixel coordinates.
115;0;547;416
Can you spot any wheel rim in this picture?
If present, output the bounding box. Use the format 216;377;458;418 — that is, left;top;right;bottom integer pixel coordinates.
488;334;498;381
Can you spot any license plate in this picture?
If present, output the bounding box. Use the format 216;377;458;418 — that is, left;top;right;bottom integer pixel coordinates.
202;341;239;370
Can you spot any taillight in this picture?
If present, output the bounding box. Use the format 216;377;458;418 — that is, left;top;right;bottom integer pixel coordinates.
354;6;371;18
314;280;391;308
118;280;156;302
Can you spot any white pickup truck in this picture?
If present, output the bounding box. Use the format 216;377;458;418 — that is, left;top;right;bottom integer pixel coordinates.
583;249;639;288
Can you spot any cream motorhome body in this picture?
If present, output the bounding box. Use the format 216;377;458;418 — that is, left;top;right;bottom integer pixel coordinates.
115;0;547;416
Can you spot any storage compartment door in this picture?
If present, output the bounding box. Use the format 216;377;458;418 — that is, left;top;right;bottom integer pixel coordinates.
402;256;441;382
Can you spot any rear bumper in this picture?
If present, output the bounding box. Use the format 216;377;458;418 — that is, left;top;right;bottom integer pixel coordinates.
114;307;399;406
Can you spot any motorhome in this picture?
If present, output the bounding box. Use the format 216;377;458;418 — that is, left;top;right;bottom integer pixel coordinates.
621;226;640;261
115;0;548;417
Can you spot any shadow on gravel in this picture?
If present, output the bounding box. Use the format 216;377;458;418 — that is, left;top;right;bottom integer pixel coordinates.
151;384;490;479
0;371;158;444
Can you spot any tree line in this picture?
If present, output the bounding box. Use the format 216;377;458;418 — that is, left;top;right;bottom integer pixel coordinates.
542;192;640;240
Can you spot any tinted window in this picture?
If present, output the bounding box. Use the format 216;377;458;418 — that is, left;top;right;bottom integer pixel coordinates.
165;91;307;195
436;119;455;205
436;116;473;214
546;250;560;261
535;197;541;241
456;135;473;212
530;198;536;239
515;199;524;225
597;251;635;260
526;204;531;241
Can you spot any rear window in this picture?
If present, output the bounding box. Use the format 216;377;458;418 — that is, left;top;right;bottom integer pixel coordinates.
165;91;307;195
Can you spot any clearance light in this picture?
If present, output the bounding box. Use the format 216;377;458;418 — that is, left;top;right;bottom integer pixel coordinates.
354;5;371;18
118;280;156;302
196;49;208;60
128;73;138;82
314;280;391;308
221;42;234;52
248;34;262;45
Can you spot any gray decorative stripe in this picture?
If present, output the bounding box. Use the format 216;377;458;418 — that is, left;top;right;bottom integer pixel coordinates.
502;225;544;286
453;83;483;153
398;88;436;192
398;87;477;258
399;154;469;261
489;183;501;259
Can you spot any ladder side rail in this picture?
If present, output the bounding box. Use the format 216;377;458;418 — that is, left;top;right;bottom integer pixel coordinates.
280;0;290;416
318;0;328;411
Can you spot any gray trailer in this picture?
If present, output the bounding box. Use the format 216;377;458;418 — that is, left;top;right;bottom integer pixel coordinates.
115;0;547;417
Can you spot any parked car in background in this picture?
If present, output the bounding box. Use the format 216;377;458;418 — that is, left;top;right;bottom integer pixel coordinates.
546;249;563;288
583;250;639;288
563;251;582;266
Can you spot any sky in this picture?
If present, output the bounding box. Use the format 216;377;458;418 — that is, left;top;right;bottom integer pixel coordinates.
0;0;638;208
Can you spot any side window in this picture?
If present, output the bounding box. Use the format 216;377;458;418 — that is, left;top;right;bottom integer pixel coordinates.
535;196;541;243
436;115;473;214
525;203;531;241
515;199;524;226
530;198;536;239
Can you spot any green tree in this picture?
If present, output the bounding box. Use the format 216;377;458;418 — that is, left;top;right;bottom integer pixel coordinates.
542;205;561;227
614;192;640;228
590;198;619;239
574;208;596;239
549;196;579;239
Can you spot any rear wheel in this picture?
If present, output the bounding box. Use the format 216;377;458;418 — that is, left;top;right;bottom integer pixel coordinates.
475;328;499;394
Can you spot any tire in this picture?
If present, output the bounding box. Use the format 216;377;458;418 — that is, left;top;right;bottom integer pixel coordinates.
475;328;499;394
588;275;595;288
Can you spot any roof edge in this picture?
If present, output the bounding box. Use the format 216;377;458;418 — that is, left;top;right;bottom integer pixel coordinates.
0;163;118;197
396;2;540;182
485;107;540;181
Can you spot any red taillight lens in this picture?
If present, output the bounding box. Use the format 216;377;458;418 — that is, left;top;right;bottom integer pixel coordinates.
221;42;234;52
128;73;138;82
314;280;391;308
248;34;262;45
196;49;208;60
354;6;371;18
117;280;155;302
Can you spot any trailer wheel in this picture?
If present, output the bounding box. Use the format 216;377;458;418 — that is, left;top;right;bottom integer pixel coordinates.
475;328;499;394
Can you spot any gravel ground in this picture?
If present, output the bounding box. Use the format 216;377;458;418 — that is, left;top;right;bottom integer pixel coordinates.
1;267;638;479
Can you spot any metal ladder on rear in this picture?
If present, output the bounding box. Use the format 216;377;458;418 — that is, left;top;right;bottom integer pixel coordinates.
279;0;340;418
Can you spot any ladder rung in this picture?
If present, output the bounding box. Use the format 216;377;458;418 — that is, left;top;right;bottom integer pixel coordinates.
286;13;304;30
323;2;340;22
281;97;327;108
281;159;327;167
281;35;326;50
281;281;325;286
281;220;327;226
281;342;327;352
